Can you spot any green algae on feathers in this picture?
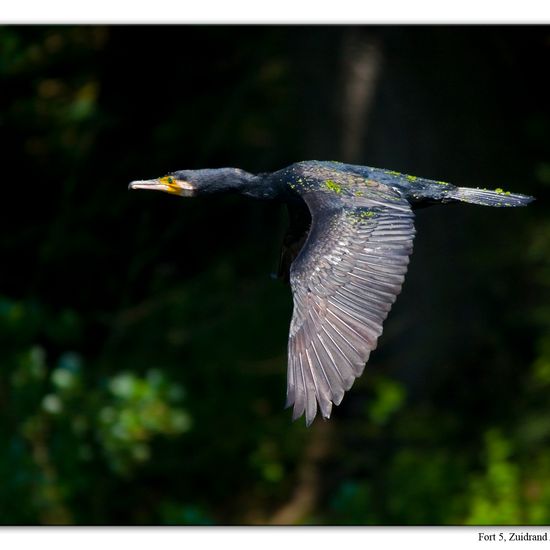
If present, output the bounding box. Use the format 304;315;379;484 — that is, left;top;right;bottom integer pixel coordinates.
325;179;343;194
349;210;377;224
358;210;377;219
384;170;420;183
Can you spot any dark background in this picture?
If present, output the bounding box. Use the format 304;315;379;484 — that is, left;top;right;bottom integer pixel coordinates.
0;25;549;525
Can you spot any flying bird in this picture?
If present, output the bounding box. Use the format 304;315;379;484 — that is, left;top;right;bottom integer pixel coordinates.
129;161;533;426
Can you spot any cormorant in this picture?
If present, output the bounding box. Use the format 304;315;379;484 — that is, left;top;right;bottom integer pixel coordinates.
129;161;533;426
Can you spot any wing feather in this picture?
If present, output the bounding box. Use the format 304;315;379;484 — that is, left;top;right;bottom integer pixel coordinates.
286;190;415;426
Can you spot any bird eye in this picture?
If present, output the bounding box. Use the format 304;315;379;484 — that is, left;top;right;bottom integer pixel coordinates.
167;176;174;184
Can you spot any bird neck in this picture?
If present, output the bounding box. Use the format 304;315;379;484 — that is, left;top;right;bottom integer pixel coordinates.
218;168;280;200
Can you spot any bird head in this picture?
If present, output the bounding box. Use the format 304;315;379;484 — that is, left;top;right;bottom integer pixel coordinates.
129;168;260;198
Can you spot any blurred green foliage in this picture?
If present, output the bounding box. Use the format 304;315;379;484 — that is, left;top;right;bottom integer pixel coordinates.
0;26;549;525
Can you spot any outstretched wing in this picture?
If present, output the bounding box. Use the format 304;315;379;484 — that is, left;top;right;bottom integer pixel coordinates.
286;190;415;426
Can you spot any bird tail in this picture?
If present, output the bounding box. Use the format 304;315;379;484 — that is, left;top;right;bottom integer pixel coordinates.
449;186;534;208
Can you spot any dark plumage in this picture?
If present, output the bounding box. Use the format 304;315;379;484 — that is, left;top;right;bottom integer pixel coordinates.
129;161;534;426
